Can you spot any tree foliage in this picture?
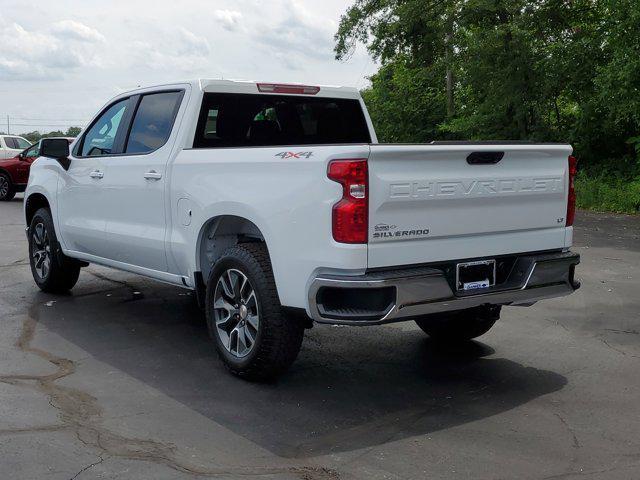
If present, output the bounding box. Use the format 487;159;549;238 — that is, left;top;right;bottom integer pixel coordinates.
336;0;640;175
20;126;82;144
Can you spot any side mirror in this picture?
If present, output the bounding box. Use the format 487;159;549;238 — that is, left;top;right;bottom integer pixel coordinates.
40;138;71;170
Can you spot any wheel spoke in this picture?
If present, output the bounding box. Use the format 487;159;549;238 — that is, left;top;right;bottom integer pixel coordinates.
35;252;46;268
244;290;257;310
227;328;236;352
239;276;249;301
41;257;50;278
246;314;259;331
214;296;235;314
244;325;255;346
215;311;232;328
220;271;235;300
237;327;248;353
231;327;241;354
228;270;242;302
34;224;44;247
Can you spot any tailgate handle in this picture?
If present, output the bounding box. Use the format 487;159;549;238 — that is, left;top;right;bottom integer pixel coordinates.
467;151;504;165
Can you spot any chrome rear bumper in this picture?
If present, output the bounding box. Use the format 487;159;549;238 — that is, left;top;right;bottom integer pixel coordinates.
308;251;580;325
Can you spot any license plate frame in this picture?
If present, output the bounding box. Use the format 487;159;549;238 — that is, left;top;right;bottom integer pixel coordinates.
456;259;496;292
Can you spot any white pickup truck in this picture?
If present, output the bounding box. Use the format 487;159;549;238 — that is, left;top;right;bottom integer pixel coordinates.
25;79;580;380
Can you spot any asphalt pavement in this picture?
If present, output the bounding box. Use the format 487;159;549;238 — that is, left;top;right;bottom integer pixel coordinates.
1;194;639;479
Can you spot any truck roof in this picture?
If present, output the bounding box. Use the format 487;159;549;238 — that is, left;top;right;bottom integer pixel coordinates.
198;79;361;99
119;79;362;100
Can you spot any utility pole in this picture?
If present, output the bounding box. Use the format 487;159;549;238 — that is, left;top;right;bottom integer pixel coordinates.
6;115;9;134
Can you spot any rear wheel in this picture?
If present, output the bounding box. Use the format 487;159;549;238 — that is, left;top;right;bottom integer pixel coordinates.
0;172;15;201
205;243;305;381
28;208;81;293
415;305;501;342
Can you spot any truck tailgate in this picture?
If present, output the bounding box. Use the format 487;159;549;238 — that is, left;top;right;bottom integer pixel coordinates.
367;144;572;268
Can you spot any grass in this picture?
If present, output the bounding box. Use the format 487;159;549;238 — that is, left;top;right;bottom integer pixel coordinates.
576;174;640;214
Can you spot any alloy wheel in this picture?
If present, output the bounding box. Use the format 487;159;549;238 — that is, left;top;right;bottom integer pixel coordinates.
31;223;51;280
213;269;260;358
0;176;8;198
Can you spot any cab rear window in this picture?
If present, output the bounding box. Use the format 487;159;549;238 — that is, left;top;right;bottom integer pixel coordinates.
193;93;371;148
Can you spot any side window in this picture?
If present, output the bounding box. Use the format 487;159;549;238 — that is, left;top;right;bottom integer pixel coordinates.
5;137;17;149
125;91;183;154
81;99;128;156
25;144;39;157
203;109;219;139
14;137;31;149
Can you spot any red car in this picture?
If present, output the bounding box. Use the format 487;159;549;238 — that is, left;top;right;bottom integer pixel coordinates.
0;137;74;201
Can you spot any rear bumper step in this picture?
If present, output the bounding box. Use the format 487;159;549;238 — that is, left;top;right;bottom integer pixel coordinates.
308;251;580;325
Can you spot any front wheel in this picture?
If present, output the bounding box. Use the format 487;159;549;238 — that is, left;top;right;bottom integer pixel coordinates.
28;208;81;293
205;243;304;381
415;305;501;342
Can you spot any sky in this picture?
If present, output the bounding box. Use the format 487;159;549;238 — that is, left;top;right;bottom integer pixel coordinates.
0;0;377;135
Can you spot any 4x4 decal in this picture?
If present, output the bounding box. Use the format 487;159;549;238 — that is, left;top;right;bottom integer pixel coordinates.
275;151;314;159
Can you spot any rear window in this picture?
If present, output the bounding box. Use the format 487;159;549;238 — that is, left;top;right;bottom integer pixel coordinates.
193;93;371;148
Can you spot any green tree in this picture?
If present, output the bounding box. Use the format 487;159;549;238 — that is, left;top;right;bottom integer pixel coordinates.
21;131;42;143
65;126;82;137
19;126;82;144
336;0;598;146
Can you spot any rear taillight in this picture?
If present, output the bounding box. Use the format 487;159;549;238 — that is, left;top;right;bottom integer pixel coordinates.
566;155;578;226
257;83;320;95
327;159;368;244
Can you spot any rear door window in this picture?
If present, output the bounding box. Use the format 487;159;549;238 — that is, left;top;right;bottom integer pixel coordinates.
193;93;371;148
125;91;183;154
14;137;31;149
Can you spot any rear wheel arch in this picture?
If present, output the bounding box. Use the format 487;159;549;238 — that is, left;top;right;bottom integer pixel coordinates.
196;215;268;286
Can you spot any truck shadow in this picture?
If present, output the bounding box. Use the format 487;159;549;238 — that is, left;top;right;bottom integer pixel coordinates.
33;279;567;459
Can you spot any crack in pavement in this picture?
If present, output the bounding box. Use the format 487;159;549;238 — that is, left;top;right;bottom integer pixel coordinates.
541;460;640;479
0;299;341;480
604;328;639;335
554;413;581;449
0;425;67;435
0;261;29;269
69;454;107;480
600;337;640;359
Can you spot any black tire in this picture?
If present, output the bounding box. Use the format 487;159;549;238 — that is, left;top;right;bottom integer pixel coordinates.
28;208;81;293
205;243;304;381
415;305;501;342
0;172;16;201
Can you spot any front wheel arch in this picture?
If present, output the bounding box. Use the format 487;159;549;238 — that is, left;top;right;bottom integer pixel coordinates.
25;193;51;226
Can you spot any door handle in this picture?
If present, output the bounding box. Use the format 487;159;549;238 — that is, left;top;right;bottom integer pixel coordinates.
467;152;504;165
89;170;104;179
144;170;162;180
